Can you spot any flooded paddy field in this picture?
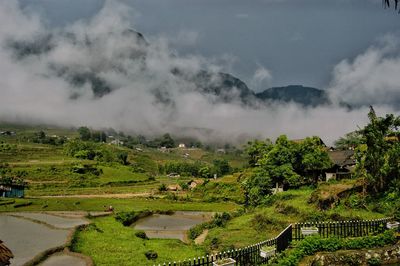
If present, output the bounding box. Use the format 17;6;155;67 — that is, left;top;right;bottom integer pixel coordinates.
133;211;213;242
0;212;89;266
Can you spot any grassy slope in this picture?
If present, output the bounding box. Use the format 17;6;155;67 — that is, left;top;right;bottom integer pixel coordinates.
0;124;247;198
0;123;390;265
73;216;206;266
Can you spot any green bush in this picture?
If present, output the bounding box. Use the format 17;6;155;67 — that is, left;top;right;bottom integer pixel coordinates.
135;231;148;240
144;250;158;260
251;213;282;232
269;230;396;266
115;211;137;226
188;212;235;240
367;257;381;266
158;183;167;192
274;202;299;215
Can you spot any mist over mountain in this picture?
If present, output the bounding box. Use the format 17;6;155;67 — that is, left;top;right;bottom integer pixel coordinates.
0;1;398;145
256;85;329;107
9;31;333;108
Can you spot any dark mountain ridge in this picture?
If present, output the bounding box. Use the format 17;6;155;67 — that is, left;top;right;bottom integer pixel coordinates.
9;29;330;107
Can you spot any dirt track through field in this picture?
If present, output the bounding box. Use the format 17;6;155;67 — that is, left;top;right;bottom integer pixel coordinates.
35;192;151;199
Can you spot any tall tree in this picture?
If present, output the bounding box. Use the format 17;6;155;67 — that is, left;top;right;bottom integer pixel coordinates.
355;107;400;193
258;135;301;187
298;137;332;183
78;127;91;141
334;131;363;150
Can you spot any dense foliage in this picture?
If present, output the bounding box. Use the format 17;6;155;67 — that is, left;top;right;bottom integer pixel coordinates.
269;230;397;266
354;107;400;194
243;135;331;206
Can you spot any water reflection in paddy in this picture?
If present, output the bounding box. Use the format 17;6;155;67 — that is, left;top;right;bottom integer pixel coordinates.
0;215;69;266
133;211;213;242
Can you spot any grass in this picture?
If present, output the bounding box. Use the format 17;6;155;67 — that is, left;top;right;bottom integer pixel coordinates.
72;216;206;266
0;197;239;212
203;186;386;252
0;123;393;265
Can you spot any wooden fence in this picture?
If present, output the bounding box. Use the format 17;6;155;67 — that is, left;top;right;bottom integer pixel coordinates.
157;217;394;266
292;217;392;240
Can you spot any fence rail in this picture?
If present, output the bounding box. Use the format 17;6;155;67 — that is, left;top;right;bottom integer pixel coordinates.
292;217;392;240
157;217;394;266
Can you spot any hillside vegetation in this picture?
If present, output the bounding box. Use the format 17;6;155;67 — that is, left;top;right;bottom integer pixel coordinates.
0;108;399;265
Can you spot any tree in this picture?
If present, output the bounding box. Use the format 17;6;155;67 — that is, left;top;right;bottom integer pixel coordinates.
258;135;300;187
334;131;363;150
242;167;273;206
199;166;212;178
117;151;129;165
160;133;175;148
78;127;91;141
212;159;231;177
355;107;400;193
245;139;273;167
92;131;107;142
298;137;332;184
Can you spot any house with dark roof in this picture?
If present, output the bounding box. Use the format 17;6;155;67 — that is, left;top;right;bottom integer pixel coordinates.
0;240;13;266
325;150;355;181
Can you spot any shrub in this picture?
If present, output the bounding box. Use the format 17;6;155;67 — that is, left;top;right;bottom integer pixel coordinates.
211;212;231;227
135;231;148;240
115;210;154;226
367;257;381;266
158;183;167;192
144;250;158;260
210;237;219;249
270;230;396;266
251;213;282;232
115;211;137;226
188;223;206;240
275;203;299;215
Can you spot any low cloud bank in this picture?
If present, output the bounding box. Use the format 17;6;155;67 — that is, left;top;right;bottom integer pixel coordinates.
0;1;398;145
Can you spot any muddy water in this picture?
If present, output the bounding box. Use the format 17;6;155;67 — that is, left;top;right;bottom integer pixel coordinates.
0;215;69;266
10;212;88;229
133;211;213;242
39;254;86;266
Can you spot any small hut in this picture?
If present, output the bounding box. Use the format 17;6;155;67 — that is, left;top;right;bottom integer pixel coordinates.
0;177;26;198
0;240;13;266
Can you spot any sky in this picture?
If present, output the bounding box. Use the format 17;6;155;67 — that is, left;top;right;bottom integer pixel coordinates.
20;0;400;90
0;0;399;145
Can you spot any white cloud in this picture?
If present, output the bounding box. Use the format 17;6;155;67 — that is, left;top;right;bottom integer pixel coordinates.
0;0;398;146
328;34;400;108
250;65;273;92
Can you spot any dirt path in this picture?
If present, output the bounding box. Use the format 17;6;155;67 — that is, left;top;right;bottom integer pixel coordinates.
194;229;209;245
35;192;151;199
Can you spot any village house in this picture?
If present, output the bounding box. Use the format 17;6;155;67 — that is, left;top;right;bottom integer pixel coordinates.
109;139;124;146
167;173;180;178
216;148;226;154
167;184;182;191
325;150;355;181
189;180;203;190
